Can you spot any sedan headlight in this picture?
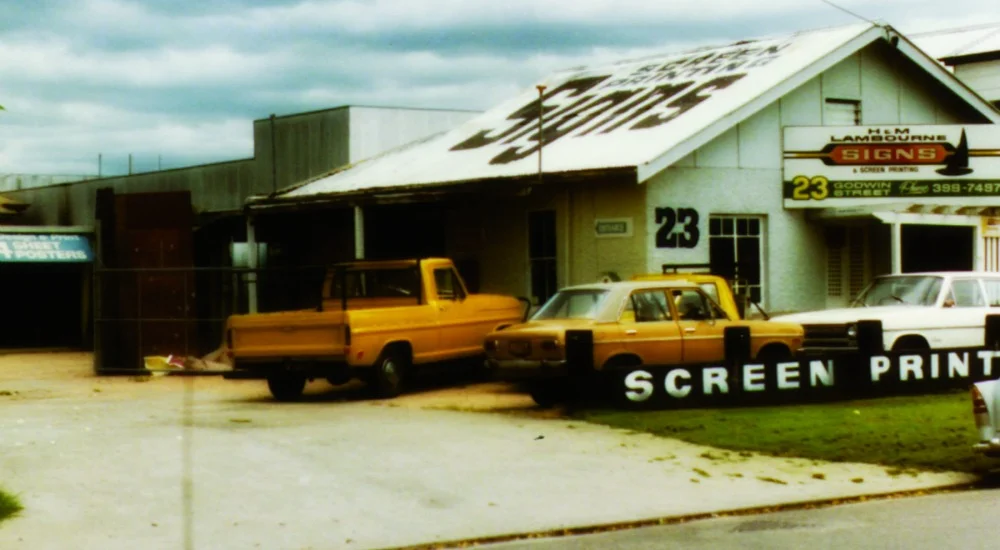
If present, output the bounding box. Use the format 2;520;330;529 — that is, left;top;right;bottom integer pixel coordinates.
846;324;858;339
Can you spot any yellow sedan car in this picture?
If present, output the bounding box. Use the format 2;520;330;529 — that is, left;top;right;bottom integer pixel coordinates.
484;280;804;406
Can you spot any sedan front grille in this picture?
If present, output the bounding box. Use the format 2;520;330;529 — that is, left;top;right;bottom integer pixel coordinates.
802;324;855;349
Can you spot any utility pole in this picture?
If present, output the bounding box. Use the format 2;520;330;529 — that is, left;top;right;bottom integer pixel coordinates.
536;84;547;185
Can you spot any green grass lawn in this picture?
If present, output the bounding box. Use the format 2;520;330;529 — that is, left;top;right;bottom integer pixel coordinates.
573;390;999;474
0;488;22;523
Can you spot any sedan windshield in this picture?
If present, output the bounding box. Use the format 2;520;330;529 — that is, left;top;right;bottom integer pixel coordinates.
532;289;610;320
851;275;943;307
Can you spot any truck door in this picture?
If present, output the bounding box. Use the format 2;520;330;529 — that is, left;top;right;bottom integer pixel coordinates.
432;266;481;354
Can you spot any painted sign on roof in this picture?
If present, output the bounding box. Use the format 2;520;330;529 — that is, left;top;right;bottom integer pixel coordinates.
0;234;93;263
783;124;1000;208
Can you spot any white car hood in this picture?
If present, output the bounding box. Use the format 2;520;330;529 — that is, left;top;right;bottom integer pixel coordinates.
772;305;926;326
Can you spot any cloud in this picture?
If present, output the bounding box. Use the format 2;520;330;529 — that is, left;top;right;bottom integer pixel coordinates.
0;0;998;177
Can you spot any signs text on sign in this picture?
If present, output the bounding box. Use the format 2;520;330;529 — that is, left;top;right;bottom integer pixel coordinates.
594;218;633;238
782;125;1000;206
0;234;93;263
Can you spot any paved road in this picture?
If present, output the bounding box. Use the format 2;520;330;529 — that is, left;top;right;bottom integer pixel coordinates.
483;485;1000;550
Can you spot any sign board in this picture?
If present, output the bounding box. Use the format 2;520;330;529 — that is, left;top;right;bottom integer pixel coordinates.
782;124;1000;208
594;218;633;238
611;347;1000;410
0;234;93;263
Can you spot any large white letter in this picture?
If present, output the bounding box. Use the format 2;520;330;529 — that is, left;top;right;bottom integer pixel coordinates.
949;352;970;378
703;367;729;395
900;355;923;381
978;351;1000;376
777;362;800;390
810;360;835;387
665;369;692;398
743;364;766;392
870;356;891;382
624;370;654;402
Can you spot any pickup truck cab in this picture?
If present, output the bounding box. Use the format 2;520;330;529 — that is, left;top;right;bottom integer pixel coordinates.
223;258;526;400
483;280;804;406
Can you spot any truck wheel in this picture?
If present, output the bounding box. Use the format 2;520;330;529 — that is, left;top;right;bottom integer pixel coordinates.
373;352;406;398
267;376;306;402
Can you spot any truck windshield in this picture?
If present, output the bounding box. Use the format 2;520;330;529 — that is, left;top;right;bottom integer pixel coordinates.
851;275;943;307
532;289;610;320
330;268;421;299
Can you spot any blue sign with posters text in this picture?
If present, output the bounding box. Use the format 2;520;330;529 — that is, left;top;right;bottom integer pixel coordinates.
0;234;93;263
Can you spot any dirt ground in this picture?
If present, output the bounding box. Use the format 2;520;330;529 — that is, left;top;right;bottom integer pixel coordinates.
0;350;543;412
0;351;979;550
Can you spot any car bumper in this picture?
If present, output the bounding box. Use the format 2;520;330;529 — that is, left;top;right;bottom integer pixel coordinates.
487;358;569;380
973;439;1000;458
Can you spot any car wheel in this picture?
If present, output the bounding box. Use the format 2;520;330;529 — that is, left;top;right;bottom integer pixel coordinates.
267;375;306;402
892;336;929;352
755;345;793;363
372;351;407;398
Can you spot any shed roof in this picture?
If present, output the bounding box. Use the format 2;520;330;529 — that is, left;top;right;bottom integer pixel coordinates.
254;22;1000;206
910;22;1000;63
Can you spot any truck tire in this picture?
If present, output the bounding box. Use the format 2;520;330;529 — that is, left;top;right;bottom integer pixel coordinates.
373;351;406;398
267;375;306;402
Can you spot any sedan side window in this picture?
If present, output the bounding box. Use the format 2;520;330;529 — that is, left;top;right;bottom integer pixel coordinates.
673;289;712;321
949;279;986;307
982;279;1000;307
626;290;671;323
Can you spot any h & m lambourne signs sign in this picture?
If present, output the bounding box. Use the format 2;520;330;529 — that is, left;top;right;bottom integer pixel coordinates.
615;347;1000;409
782;125;1000;208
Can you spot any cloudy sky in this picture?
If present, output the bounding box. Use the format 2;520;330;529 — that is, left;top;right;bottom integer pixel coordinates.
0;0;998;178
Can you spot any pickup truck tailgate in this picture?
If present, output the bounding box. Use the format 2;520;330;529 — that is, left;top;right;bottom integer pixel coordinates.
228;310;349;360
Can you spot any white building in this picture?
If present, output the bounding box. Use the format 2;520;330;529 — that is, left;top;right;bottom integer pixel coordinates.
246;22;1000;316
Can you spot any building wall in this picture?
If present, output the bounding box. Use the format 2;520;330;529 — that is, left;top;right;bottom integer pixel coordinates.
253;108;351;194
3;159;256;227
442;180;647;300
644;41;990;314
349;107;479;165
954;59;1000;103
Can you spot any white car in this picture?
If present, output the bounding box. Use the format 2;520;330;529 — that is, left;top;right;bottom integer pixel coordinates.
972;380;1000;457
773;271;1000;353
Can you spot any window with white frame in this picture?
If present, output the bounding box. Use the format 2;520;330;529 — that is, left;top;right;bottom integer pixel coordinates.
708;215;765;305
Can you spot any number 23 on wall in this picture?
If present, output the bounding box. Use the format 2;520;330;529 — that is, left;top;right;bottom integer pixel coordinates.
790;175;830;200
655;207;699;249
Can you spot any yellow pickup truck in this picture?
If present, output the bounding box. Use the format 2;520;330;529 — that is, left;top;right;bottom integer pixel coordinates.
222;258;527;401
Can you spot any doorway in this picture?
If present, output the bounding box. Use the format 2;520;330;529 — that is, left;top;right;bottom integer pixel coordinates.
901;224;974;273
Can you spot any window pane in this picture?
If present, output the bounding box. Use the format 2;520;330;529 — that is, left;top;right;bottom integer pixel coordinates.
951;279;985;307
709;237;735;280
528;210;556;258
984;280;1000;307
673;289;710;320
632;290;671;322
749;218;760;236
709;217;721;236
722;218;734;236
737;236;761;285
737;218;748;236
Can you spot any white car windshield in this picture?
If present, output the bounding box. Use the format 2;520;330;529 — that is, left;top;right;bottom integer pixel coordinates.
532;289;610;320
851;275;943;307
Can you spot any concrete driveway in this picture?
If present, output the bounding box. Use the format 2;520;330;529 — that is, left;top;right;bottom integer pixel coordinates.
0;353;976;550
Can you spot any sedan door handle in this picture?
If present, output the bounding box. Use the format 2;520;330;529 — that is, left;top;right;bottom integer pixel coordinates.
625;329;637;335
684;327;696;333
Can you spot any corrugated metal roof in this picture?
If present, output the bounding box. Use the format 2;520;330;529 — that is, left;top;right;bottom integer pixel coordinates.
260;22;998;204
910;22;1000;61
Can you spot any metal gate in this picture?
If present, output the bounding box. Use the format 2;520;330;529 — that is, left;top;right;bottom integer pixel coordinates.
92;265;327;373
